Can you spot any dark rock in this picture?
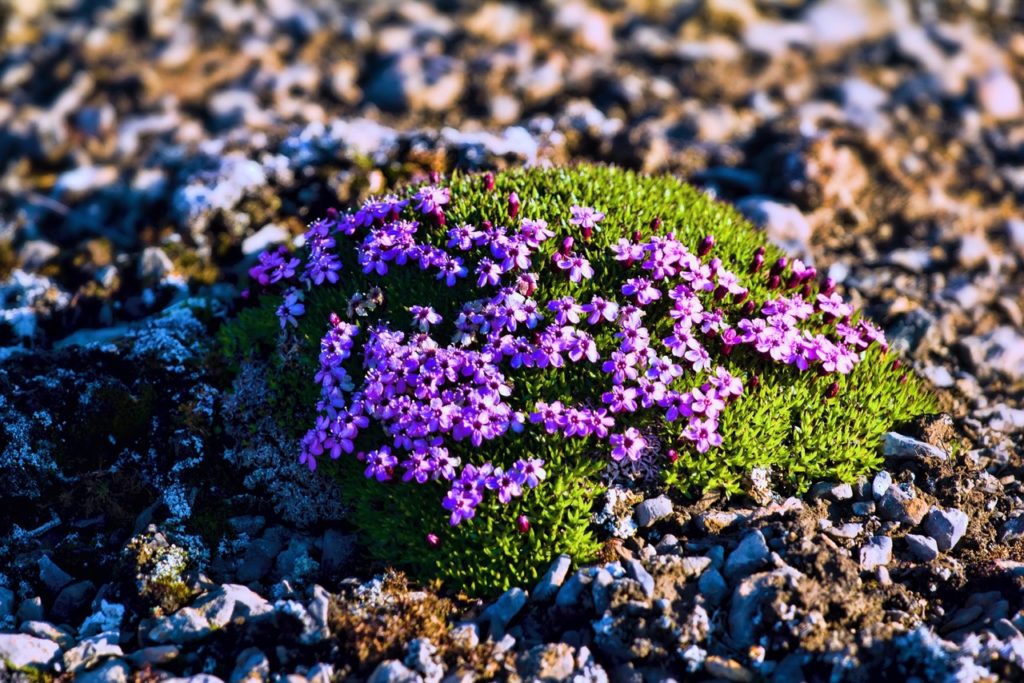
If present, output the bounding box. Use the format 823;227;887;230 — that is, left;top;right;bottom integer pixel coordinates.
923;508;969;551
51;580;96;624
724;530;770;581
480;587;526;639
877;486;929;526
38;555;74;593
17;597;44;623
533;554;572;602
320;529;356;577
624;559;654;598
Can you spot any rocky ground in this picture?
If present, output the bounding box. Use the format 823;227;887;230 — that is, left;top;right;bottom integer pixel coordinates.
1;0;1023;681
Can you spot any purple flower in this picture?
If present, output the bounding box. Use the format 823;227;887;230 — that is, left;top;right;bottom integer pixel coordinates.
276;289;305;329
548;296;582;325
513;458;546;488
409;305;442;331
709;367;743;398
682;417;722;453
622;278;661;305
817;292;853;318
486;467;525;504
569;205;605;230
414;185;450;215
364;446;398;481
556;253;594;283
582;296;619;325
601;384;639;413
610;427;646;462
602;350;639;385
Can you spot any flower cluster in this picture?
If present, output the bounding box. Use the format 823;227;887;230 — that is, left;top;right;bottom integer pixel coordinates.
253;177;886;528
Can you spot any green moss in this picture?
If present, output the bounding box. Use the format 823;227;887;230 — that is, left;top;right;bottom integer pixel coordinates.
220;164;936;595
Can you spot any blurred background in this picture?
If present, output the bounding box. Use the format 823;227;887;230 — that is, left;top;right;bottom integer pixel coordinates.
1;0;1022;388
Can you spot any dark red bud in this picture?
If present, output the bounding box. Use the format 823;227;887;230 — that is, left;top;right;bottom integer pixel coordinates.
430;171;441;184
750;374;760;389
733;290;748;304
508;192;520;219
329;312;341;326
770;257;788;278
800;283;812;298
426;533;440;547
755;246;766;257
632;230;642;242
892;359;902;370
650;217;662;232
821;278;836;296
484;172;495;191
667;448;679;463
825;382;840;399
767;274;781;290
742;300;756;315
561;236;574;255
899;373;908;385
714;285;728;301
750;253;765;274
516;515;530;533
698;235;715;257
786;274;800;290
434;207;446;226
582;226;593;240
482;220;493;231
720;344;733;356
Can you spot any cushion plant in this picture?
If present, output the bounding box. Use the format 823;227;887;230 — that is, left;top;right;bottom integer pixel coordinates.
220;165;935;595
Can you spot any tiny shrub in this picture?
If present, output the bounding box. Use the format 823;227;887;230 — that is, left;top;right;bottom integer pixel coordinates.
221;165;936;595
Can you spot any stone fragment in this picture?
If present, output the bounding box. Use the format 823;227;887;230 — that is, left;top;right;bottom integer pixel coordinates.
859;536;893;571
634;496;673;527
480;588;526;639
724;530;770;581
923;508;969;552
905;535;939;562
883;433;947;461
624;559;654;598
147;607;212;644
0;633;62;670
532;555;572;602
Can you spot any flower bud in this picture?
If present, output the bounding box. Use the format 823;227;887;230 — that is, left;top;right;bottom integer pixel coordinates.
750;374;760;389
632;230;642;243
742;300;756;315
484;172;495;191
508;192;520;219
650;217;662;232
767;274;781;290
770;257;788;278
750;252;765;274
825;382;840;399
891;359;902;370
434;207;446;227
430;171;441;184
732;290;748;305
899;373;908;385
698;235;715;257
800;283;812;298
714;285;728;301
821;278;836;296
667;448;679;463
561;236;574;256
426;533;440;547
516;515;530;533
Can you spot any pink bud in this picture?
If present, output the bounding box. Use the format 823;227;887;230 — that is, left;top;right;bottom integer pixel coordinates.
433;207;446;227
426;533;440;547
750;253;765;274
714;285;728;301
632;230;642;243
508;192;520;219
484;172;495;191
742;300;756;315
770;257;788;278
667;448;679;463
800;283;812;298
430;171;441;184
750;374;760;389
899;373;908;385
767;274;781;290
825;382;840;399
516;515;530;533
821;278;836;296
698;235;715;257
732;290;748;305
650;217;662;232
561;236;574;255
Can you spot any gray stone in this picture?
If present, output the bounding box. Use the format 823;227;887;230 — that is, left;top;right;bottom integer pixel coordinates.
729;568;802;648
20;621;74;649
242;224;289;256
698;568;729;607
961;327;1024;382
923;508;969;552
554;570;591;609
229;647;269;683
533;555;571;602
63;632;123;673
274;537;319;582
977;69;1023;120
404;638;443;683
680;556;712;579
736;197;813;261
127;645;180;667
17;597;44;623
591;568;614;614
307;663;335;683
147;607;212;644
1001;515;1024;542
809;482;853;502
480;587;526;638
877;486;929;526
320;529;356;577
517;643;577;681
826;523;864;540
302;585;330;646
236;537;281;583
883;433;947;461
38;555;74;593
227;516;266;537
138;247;174;282
0;633;62;670
0;587;13;619
191;584;271;629
905;534;939;562
368;659;420;683
871;471;893;499
51;580;96;624
852;501;875;516
724;530;770;581
75;658;130;683
859;536;893;571
634;496;673;527
624;559;654;598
